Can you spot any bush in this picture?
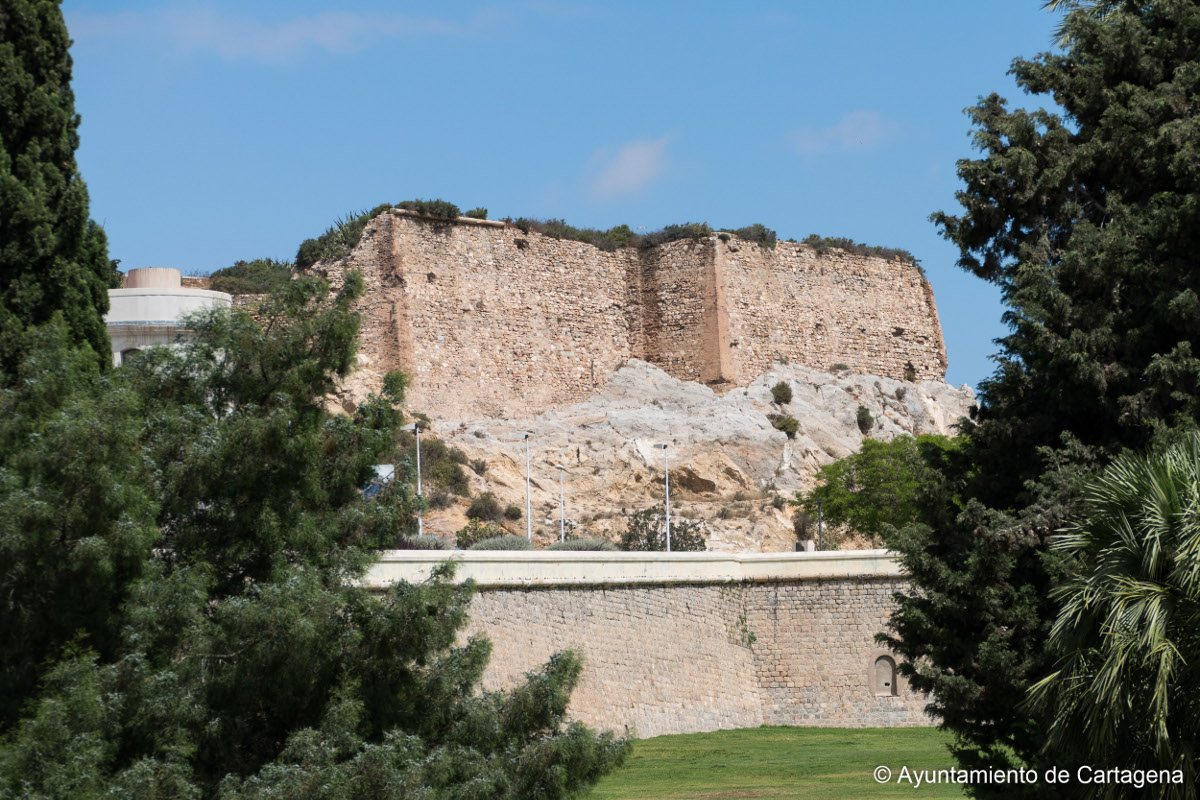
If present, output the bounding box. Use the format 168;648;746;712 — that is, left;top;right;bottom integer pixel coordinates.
455;517;505;548
510;218;638;252
793;509;811;539
466;491;503;521
504;504;523;521
771;381;793;405
295;203;392;270
392;534;450;550
619;506;706;551
771;494;785;510
396;198;461;219
637;222;713;250
830;363;849;372
427;487;453;509
856;405;874;434
547;538;618;551
429;460;466;496
801;233;921;273
464;207;488;219
904;362;917;382
395;431;470;495
773;415;799;439
209;258;292;295
469;535;534;551
731;223;777;249
470;458;487;476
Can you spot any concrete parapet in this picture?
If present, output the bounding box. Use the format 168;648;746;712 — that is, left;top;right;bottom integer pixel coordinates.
365;549;902;589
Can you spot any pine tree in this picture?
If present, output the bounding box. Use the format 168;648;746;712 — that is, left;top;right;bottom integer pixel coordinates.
0;0;118;371
884;0;1200;788
0;275;630;797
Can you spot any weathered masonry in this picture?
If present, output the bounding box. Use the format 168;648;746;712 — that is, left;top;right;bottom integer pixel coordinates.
313;210;947;419
365;551;932;737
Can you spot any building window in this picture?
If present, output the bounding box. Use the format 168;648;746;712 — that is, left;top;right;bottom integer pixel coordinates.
873;655;898;696
119;348;142;364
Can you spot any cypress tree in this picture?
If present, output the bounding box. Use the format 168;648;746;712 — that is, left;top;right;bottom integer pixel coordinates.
0;0;118;371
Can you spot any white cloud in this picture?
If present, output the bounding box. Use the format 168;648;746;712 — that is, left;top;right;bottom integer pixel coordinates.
791;110;895;156
68;5;500;63
588;136;670;200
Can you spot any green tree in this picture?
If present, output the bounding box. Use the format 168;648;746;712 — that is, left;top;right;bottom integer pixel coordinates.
0;318;159;727
886;0;1200;788
794;434;962;544
0;274;629;797
207;258;293;295
1027;434;1200;796
619;506;706;552
0;0;119;370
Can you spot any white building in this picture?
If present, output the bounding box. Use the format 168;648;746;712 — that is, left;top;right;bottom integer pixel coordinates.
105;267;231;365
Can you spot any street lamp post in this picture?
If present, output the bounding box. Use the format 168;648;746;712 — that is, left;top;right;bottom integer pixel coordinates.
414;422;423;536
556;464;566;542
524;434;532;541
656;444;670;552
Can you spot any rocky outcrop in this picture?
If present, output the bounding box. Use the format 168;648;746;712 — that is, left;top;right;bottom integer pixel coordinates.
419;360;974;551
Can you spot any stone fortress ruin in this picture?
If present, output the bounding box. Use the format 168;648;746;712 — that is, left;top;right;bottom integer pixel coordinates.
306;209;949;420
164;204;966;732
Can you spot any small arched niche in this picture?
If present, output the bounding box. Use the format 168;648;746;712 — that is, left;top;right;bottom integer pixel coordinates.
872;654;898;697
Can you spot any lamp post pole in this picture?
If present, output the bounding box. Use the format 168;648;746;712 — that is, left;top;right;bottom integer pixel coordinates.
556;465;566;542
657;444;670;552
414;423;423;536
524;434;532;541
816;498;823;551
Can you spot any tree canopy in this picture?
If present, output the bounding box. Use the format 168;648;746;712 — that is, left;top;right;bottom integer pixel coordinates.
794;434;962;545
0;276;629;798
882;0;1200;790
0;0;119;371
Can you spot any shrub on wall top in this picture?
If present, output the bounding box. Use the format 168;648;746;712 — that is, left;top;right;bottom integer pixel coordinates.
469;535;534;551
208;258;293;295
731;223;777;249
801;234;922;274
547;538;618;551
295;203;392;270
396;199;461;219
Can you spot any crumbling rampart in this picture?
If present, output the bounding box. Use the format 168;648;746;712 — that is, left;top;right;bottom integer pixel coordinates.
297;210;947;419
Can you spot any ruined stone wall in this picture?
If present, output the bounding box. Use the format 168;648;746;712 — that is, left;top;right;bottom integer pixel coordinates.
636;238;724;385
329;213;643;419
463;577;929;737
716;239;946;383
321;210;948;418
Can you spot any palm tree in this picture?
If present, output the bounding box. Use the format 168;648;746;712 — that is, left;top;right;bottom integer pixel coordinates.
1027;433;1200;798
1043;0;1127;44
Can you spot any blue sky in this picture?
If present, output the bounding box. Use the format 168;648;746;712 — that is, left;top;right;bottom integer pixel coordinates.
64;1;1065;390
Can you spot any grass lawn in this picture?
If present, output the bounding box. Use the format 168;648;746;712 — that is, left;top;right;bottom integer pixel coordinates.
588;726;967;799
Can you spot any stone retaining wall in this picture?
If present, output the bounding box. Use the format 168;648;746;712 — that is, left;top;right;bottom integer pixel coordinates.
366;551;932;736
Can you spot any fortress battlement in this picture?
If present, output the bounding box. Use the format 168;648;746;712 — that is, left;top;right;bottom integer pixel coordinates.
300;209;948;419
